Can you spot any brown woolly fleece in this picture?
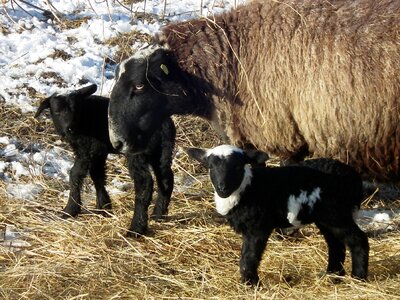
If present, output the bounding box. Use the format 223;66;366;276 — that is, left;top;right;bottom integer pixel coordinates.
158;0;400;180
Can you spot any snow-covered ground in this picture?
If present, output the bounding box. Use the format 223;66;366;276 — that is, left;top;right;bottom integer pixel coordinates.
0;0;243;198
0;0;398;235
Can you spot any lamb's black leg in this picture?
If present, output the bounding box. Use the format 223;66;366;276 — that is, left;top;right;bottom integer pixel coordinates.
316;223;346;276
126;153;153;236
240;231;271;285
89;154;112;212
318;222;369;280
342;223;369;280
150;158;174;220
62;158;90;218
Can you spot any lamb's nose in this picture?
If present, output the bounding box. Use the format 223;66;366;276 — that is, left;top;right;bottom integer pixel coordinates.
218;184;228;193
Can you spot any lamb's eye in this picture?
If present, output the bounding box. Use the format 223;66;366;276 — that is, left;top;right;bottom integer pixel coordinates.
135;84;144;90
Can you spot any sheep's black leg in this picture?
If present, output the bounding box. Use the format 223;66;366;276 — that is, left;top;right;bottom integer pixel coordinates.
240;231;271;285
62;158;90;218
89;154;112;212
150;157;174;220
342;223;369;280
316;223;346;276
126;153;153;236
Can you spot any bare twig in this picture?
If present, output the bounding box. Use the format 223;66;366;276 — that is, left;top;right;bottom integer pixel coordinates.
114;0;134;19
43;0;63;23
100;57;106;96
105;0;113;22
86;0;99;17
161;0;167;20
10;0;49;13
7;0;34;18
2;6;18;26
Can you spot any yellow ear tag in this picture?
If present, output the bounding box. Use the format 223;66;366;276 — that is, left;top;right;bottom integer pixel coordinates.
160;64;169;75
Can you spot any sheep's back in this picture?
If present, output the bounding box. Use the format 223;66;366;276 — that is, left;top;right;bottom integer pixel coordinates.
163;0;400;180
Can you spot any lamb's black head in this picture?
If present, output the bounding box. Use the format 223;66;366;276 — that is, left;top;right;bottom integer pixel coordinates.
185;145;269;198
35;84;97;137
109;45;180;154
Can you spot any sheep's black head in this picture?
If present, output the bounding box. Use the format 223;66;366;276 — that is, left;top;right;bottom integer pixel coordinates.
35;84;97;137
108;45;182;154
185;145;269;198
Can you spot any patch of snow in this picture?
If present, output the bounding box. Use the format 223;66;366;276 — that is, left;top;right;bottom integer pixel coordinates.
0;225;31;250
6;183;43;201
355;209;400;232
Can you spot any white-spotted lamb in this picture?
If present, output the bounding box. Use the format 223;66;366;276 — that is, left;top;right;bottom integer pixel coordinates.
186;145;369;285
35;84;176;236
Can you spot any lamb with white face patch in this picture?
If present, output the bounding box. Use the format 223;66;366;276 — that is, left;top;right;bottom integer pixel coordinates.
214;164;253;215
185;145;369;285
206;144;244;158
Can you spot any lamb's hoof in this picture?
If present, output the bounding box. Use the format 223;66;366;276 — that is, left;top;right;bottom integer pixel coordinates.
97;202;112;210
126;224;148;238
275;227;301;239
151;206;168;221
351;273;368;282
241;275;260;286
59;209;80;219
150;212;168;222
319;271;344;284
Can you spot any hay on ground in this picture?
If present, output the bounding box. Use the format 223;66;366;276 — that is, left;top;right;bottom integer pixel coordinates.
1;102;400;299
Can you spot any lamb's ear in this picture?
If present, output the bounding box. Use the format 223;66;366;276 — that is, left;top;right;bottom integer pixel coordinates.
75;84;97;97
34;97;51;118
244;150;269;166
184;147;209;167
115;64;120;79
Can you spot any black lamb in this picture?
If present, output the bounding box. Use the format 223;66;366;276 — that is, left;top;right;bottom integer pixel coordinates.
186;145;369;285
35;84;176;236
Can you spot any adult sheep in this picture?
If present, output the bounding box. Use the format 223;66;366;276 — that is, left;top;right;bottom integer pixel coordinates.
108;0;400;181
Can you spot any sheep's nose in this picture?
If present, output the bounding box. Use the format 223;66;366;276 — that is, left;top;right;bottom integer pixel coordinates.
112;140;123;152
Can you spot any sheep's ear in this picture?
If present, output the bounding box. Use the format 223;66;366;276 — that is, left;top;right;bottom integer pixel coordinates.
75;84;97;97
34;97;51;118
244;150;269;165
184;147;209;167
149;49;175;81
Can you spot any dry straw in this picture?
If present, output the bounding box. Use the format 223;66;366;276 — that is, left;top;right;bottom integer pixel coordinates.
1;101;399;300
1;3;400;299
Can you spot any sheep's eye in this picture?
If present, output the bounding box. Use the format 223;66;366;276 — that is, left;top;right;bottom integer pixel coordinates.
135;84;144;90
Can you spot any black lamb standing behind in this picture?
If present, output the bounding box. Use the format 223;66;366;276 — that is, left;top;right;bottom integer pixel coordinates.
186;145;369;285
35;84;176;236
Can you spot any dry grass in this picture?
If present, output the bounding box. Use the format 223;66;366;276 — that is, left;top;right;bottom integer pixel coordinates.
1;22;400;299
106;31;153;63
1;101;399;300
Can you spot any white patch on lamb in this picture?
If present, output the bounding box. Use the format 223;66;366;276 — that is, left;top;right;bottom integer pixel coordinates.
206;144;243;158
214;164;252;215
287;187;321;226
